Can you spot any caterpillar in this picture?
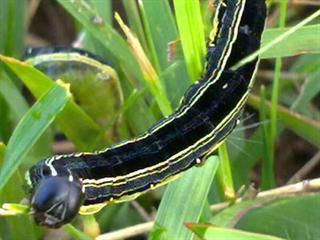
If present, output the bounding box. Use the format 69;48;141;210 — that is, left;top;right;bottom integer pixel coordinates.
25;0;267;228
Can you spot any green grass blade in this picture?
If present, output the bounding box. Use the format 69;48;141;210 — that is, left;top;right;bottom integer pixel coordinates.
248;94;320;147
63;224;91;240
0;0;26;57
0;144;36;240
114;13;172;116
173;0;206;83
235;195;320;240
234;9;320;68
0;73;29;120
259;86;275;190
57;0;144;83
261;24;320;59
0;55;101;150
187;224;284;240
150;156;219;240
0;82;70;190
268;1;287;190
292;68;320;114
122;0;149;52
217;143;235;200
90;0;112;24
139;0;191;106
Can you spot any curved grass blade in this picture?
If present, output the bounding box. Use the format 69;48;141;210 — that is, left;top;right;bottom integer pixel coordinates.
186;223;284;240
0;81;70;190
150;156;219;240
0;55;100;150
63;224;91;240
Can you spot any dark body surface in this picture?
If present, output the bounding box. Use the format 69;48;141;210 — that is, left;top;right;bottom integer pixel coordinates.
28;0;267;206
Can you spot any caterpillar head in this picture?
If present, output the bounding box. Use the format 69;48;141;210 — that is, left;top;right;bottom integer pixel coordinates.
27;160;84;228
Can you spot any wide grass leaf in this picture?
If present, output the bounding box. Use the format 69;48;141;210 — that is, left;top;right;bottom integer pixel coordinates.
235;194;320;240
0;55;101;150
0;82;70;190
150;156;219;240
187;223;284;240
261;25;320;59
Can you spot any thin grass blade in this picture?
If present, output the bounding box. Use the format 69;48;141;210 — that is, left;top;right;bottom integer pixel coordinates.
173;0;206;83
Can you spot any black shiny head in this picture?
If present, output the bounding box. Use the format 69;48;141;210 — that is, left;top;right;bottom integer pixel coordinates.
30;176;84;228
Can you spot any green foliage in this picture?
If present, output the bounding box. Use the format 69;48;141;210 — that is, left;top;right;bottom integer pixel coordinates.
0;1;319;240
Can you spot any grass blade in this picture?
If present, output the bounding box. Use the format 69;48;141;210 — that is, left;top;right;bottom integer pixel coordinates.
139;0;191;106
115;13;172;116
0;143;36;240
0;0;26;57
248;94;320;147
0;82;70;190
234;9;320;68
261;24;320;59
57;0;144;83
150;156;219;240
63;224;91;240
173;0;206;83
235;195;320;239
0;73;28;120
259;86;275;190
187;224;284;240
0;55;101;150
122;0;148;51
217;143;235;200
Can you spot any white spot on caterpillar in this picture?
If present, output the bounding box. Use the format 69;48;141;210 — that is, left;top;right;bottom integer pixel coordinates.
150;184;155;190
68;174;74;182
237;119;241;125
222;83;228;89
196;158;201;164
